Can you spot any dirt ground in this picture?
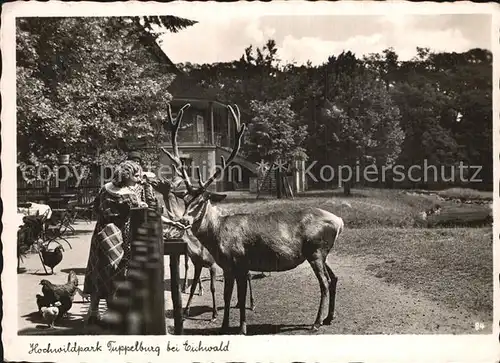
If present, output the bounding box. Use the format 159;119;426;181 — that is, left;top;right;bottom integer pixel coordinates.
17;221;491;335
179;254;491;335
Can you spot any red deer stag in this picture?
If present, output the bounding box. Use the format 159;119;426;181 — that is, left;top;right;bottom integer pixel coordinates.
153;104;255;322
160;103;344;335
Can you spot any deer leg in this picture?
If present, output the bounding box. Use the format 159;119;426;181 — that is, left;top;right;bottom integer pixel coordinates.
221;271;235;332
323;263;338;325
236;272;255;310
198;270;204;296
236;271;248;335
184;264;202;319
308;256;329;331
209;264;218;321
182;254;189;293
247;272;255;311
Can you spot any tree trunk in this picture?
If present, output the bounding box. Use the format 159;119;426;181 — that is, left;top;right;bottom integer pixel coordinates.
276;167;282;199
343;181;351;196
343;159;353;196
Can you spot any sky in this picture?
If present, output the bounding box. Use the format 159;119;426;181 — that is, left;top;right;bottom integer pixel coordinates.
158;14;491;66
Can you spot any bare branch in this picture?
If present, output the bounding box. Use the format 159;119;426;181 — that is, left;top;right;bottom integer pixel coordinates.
160;103;193;191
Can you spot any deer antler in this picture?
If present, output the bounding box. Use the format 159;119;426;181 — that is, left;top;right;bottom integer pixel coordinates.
196;104;246;190
160;103;193;191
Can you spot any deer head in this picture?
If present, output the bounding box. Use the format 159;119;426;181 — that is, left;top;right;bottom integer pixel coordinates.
155;102;246;228
149;175;184;198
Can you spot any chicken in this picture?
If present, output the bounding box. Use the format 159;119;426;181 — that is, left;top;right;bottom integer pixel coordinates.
40;244;64;274
41;301;61;327
36;294;52;312
39;270;79;320
67;270;90;302
67;270;78;287
75;287;90;302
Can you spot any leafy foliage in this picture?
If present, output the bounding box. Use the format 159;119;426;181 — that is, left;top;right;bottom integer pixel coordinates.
16;16;195;166
179;43;491;191
322;67;404;167
246;98;308;163
17;16;492;192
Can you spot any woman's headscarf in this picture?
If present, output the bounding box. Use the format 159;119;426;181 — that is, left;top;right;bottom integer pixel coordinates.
112;160;142;187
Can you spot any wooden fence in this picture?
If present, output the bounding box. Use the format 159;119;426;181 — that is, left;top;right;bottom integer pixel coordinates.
98;208;166;334
97;207;187;335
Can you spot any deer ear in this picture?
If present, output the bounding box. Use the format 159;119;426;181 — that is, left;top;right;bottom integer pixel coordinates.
206;192;227;203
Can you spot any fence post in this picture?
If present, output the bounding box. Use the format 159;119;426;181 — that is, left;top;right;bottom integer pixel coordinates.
101;207;166;335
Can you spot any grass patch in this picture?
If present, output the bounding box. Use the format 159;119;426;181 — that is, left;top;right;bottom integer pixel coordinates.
218;188;491;228
428;204;492;228
436;188;492;201
335;227;493;315
219;188;441;228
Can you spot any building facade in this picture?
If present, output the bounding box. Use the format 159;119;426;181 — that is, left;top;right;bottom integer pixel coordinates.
158;97;256;192
134;41;306;194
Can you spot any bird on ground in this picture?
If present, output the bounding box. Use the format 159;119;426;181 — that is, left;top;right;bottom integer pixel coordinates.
40;244;64;274
36;294;52;312
75;287;90;302
40;301;62;327
39;270;79;320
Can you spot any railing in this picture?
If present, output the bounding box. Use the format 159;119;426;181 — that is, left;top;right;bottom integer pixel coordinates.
163;131;232;149
17;172;101;205
18;185;100;206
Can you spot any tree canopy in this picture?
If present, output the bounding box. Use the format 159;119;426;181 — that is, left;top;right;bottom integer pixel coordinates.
180;44;492;192
17;16;196;167
17;18;492;192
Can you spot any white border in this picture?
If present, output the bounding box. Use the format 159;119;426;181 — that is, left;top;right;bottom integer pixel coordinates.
2;1;499;362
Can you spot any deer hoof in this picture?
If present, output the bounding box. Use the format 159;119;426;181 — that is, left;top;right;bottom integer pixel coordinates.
221;322;230;333
239;324;247;335
311;323;321;331
210;315;218;322
183;309;190;319
322;316;334;325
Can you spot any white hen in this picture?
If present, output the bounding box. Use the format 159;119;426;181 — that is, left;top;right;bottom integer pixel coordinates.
40;301;61;327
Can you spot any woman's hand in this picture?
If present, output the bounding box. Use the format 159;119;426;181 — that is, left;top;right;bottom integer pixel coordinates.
172;220;190;230
138;202;148;208
161;216;189;230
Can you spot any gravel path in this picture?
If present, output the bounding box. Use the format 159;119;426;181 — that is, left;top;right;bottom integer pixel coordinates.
179;253;491;335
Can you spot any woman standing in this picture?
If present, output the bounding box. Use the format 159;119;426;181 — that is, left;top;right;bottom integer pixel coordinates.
83;160;151;324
